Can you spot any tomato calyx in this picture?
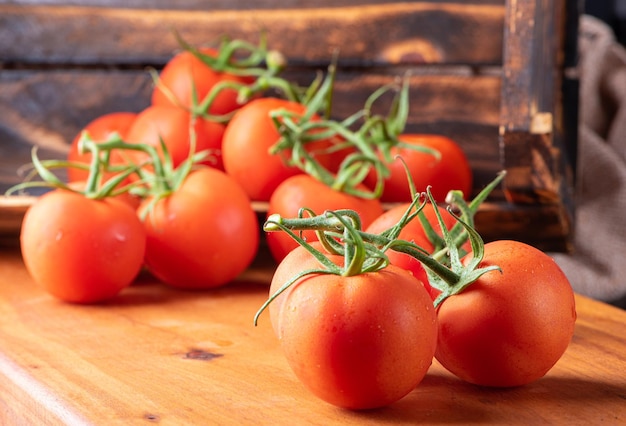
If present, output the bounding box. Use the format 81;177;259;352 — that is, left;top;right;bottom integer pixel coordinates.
420;172;507;307
254;207;388;326
5;134;143;200
365;76;440;169
79;129;210;219
268;66;412;200
151;32;294;123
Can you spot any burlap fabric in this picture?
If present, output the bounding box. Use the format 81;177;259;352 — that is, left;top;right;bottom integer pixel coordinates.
551;15;626;308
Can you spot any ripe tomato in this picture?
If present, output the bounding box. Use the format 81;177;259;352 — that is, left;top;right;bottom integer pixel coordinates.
435;240;576;387
67;112;137;183
267;243;438;409
152;48;253;115
365;202;471;299
125;105;225;170
221;97;333;201
266;174;384;263
365;134;473;202
139;167;259;289
20;190;146;303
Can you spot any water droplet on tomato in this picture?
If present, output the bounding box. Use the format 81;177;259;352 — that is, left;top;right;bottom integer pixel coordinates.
55;231;63;241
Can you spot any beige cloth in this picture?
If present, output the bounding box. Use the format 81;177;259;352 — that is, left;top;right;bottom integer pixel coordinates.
551;16;626;308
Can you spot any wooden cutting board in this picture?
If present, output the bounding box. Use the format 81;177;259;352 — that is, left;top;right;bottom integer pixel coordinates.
1;247;625;425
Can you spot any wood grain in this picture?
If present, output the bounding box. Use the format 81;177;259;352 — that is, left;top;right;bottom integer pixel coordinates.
0;248;624;425
0;3;505;66
0;69;503;193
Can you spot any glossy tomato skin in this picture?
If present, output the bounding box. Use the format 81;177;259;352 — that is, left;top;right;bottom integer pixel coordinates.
125;105;225;170
67;112;137;183
20;190;146;303
266;174;384;263
221;97;332;201
365;203;471;300
139;167;259;289
152;48;253;115
268;244;438;409
435;240;577;387
366;134;473;203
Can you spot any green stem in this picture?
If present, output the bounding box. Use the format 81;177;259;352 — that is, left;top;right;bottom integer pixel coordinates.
264;209;462;285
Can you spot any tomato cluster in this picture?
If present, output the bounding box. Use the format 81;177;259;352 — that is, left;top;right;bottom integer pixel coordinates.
257;179;576;410
17;38;278;303
12;34;576;413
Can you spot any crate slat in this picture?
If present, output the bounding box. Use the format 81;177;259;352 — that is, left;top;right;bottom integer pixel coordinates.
0;3;505;66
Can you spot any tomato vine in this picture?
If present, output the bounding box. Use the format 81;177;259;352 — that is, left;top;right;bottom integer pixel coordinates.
254;171;505;324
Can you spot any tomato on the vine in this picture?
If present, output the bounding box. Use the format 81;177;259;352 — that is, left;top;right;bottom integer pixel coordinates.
67;112;137;184
435;240;576;387
221;97;333;201
125;105;225;170
152;48;253;115
20;190;146;303
139;167;259;289
266;243;437;409
266;174;384;262
365;134;473;202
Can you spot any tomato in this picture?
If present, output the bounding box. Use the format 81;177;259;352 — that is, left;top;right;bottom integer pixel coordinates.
266;174;384;263
67;112;137;183
152;48;253;115
139;167;259;289
267;243;438;409
125;105;225;170
221;97;333;201
435;240;576;387
365;134;473;203
365;202;471;299
20;190;146;303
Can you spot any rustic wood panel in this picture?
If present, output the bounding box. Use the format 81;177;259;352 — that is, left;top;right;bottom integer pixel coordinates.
0;68;502;196
3;0;506;9
0;3;505;66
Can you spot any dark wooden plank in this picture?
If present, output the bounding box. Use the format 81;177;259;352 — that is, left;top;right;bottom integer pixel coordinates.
0;70;501;192
2;0;507;11
0;68;502;196
0;3;505;66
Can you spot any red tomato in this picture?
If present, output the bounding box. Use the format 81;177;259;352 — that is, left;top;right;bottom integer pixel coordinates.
365;134;473;203
67;112;137;183
221;97;333;201
139;167;259;289
267;243;438;409
266;174;384;263
365;202;471;299
152;48;253;115
20;190;146;303
435;240;576;387
125;105;225;170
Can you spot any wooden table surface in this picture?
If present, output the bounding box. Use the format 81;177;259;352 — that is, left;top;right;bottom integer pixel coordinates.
1;246;625;425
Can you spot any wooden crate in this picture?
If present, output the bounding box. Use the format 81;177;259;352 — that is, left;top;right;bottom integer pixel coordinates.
0;0;580;251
